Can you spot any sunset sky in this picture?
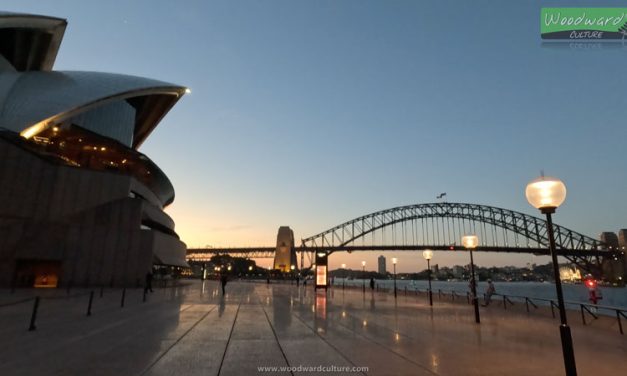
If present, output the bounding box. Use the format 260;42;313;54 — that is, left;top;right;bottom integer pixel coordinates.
6;0;627;272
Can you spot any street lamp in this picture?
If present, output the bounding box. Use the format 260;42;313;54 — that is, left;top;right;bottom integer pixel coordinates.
423;250;433;306
526;175;576;376
361;261;366;293
392;258;398;298
462;235;480;324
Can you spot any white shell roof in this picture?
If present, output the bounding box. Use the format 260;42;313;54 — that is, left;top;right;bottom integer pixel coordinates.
0;11;67;71
0;70;186;148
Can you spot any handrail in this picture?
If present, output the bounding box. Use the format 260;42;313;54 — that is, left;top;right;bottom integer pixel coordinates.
333;280;626;335
580;304;598;325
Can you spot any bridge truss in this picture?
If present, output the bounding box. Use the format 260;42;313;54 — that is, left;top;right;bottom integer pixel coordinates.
300;202;616;277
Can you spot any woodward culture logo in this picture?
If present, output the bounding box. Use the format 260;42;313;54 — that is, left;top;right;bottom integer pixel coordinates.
541;8;627;39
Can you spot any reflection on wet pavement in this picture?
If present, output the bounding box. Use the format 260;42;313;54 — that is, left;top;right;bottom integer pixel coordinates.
0;280;625;375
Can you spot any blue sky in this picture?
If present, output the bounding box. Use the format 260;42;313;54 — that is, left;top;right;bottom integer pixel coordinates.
6;0;627;271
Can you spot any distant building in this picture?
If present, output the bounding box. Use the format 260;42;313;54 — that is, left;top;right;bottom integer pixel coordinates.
452;265;464;278
599;231;625;283
618;229;627;251
0;12;188;288
378;255;386;274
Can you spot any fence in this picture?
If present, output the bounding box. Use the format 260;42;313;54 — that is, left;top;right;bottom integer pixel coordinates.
326;280;626;335
0;281;192;332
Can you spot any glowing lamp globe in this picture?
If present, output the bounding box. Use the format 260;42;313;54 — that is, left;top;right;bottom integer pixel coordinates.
462;235;479;249
361;261;366;267
525;176;566;213
423;250;433;260
392;257;398;265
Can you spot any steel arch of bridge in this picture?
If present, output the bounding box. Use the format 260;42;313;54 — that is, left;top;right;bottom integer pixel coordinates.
301;202;611;276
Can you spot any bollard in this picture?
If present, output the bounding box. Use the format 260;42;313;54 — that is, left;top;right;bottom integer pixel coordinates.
28;296;40;331
120;288;126;308
99;286;104;298
87;291;94;316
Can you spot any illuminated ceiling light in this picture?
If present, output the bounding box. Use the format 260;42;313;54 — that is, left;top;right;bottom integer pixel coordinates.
122;159;127;164
52;126;59;132
100;147;106;151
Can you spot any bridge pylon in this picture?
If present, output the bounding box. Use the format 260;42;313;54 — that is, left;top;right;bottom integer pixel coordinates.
273;226;298;272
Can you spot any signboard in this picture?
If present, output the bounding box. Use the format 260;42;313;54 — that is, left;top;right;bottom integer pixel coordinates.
316;265;327;288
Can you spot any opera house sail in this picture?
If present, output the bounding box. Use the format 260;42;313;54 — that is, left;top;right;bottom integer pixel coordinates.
0;12;188;288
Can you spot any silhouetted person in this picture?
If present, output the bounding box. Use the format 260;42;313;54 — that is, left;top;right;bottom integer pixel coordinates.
220;274;228;295
482;279;495;306
266;276;270;284
145;271;153;293
369;278;375;291
296;276;300;286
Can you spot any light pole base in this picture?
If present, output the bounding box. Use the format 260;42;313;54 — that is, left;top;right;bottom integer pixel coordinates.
559;324;577;376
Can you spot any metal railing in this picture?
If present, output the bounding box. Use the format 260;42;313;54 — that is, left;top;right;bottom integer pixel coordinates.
1;282;192;332
330;281;626;335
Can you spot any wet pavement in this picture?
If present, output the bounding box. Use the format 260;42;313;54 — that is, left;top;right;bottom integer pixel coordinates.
0;280;625;375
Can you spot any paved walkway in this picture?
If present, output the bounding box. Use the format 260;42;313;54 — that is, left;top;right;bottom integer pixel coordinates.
0;281;625;375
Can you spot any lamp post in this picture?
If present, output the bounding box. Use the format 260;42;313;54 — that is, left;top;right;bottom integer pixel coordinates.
526;175;577;376
423;250;433;306
361;261;366;293
341;264;346;289
462;235;480;324
392;258;398;298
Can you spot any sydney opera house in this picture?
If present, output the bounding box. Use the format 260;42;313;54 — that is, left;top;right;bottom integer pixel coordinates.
0;12;188;288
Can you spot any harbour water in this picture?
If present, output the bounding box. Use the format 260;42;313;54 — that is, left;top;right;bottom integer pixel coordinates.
334;279;627;309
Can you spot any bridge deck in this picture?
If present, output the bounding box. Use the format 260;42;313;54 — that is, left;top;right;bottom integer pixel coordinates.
1;281;624;375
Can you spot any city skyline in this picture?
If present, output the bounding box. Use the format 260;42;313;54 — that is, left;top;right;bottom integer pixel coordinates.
5;0;627;272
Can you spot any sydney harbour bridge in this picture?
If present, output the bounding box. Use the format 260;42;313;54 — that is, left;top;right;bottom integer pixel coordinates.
187;202;624;279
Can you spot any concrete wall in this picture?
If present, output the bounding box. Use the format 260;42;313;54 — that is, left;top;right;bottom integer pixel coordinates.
0;137;184;287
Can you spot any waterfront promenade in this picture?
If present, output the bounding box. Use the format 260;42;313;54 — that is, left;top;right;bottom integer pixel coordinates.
0;281;625;375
